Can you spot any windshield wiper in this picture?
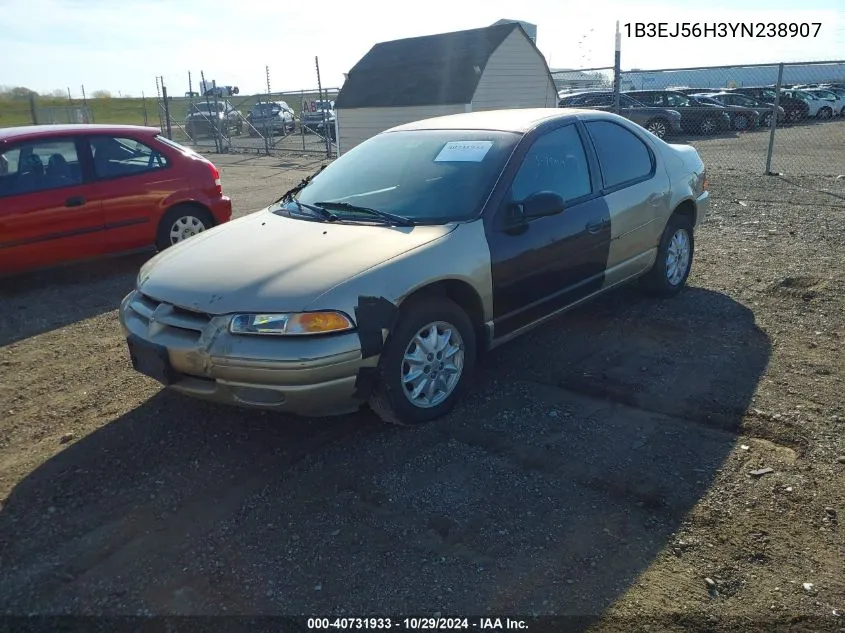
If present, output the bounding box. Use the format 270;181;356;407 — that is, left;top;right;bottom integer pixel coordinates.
314;201;415;227
291;200;338;222
273;164;327;204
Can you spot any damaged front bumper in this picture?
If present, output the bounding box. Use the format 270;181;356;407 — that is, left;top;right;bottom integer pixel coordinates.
118;290;375;416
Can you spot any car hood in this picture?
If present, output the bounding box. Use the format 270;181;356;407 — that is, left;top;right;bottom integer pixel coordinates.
137;209;456;314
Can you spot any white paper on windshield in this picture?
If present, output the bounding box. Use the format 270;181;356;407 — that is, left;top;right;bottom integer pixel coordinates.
434;140;494;162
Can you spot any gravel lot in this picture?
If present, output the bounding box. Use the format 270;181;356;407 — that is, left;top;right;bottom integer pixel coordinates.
0;122;843;631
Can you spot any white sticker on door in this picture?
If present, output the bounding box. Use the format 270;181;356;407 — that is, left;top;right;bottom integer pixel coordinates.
434;140;494;162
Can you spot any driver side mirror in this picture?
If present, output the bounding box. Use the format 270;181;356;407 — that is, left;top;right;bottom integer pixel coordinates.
513;191;565;221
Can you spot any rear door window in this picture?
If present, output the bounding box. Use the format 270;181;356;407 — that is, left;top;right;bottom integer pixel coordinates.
585;120;655;190
90;136;168;179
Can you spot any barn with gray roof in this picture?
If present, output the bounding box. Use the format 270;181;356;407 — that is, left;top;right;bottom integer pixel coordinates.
335;22;557;153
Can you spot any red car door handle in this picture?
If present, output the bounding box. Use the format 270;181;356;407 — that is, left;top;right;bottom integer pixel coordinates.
65;196;85;207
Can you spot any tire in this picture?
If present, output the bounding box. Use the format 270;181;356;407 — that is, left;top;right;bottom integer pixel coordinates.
644;117;669;139
698;116;717;135
155;205;215;251
817;107;832;120
732;114;749;131
787;107;803;123
368;296;476;426
639;214;695;298
761;112;773;127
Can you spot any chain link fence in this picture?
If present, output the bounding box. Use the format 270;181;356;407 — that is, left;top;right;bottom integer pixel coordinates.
554;60;845;180
155;72;339;158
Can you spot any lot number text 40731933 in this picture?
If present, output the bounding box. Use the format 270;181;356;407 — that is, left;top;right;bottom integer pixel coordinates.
623;22;822;38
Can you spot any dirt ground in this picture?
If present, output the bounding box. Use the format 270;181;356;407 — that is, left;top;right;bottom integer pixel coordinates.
0;124;844;632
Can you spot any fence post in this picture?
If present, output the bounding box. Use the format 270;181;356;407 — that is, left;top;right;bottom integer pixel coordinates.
315;57;331;158
612;21;621;114
200;71;220;153
162;85;173;139
142;92;148;126
764;62;784;175
29;93;38;124
300;89;306;151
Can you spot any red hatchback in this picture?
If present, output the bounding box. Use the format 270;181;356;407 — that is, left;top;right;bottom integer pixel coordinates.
0;124;232;276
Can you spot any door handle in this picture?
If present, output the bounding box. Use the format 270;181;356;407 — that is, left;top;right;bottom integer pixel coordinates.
65;196;85;207
586;219;609;234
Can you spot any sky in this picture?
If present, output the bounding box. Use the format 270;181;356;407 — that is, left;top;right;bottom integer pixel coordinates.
0;0;843;98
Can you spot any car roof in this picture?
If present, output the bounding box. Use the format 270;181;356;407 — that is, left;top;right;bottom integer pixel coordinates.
387;108;591;133
0;124;162;142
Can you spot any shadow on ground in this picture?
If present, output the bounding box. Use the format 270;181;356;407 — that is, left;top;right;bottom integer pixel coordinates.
0;287;771;624
0;253;150;347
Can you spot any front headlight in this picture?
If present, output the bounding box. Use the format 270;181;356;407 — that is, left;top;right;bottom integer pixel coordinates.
229;311;355;336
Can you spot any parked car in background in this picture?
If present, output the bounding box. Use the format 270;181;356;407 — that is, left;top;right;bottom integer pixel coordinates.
185;101;243;138
700;92;785;127
559;91;683;139
0;124;232;277
689;94;760;130
119;108;709;425
246;101;296;136
301;100;336;136
726;87;809;123
801;88;845;117
625;90;732;135
781;89;833;119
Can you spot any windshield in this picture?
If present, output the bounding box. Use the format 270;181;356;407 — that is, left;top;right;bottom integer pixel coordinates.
666;93;692;107
252;103;281;114
282;129;521;223
731;94;757;106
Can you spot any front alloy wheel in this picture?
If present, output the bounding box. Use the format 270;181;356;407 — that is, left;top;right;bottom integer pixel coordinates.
699;117;717;135
400;321;465;409
645;118;668;139
368;297;476;426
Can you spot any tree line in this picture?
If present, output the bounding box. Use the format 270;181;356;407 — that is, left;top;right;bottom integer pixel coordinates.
0;86;128;100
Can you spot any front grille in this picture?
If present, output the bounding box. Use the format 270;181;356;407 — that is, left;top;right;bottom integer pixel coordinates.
130;292;212;335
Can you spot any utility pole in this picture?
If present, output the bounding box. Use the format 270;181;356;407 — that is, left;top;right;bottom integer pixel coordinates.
266;65;271;95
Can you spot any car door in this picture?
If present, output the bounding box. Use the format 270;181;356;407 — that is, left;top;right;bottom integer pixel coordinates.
583;119;671;287
86;133;182;252
0;136;106;275
486;122;612;338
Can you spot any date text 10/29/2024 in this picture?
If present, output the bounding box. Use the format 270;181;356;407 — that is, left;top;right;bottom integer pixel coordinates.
623;22;822;38
307;617;529;630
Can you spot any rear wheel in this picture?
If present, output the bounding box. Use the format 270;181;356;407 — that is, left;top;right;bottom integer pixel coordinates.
817;106;833;120
644;117;669;139
732;114;749;130
640;214;695;297
155;205;215;251
368;297;476;426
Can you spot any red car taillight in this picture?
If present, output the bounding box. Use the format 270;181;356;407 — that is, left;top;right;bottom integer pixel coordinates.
207;162;222;195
